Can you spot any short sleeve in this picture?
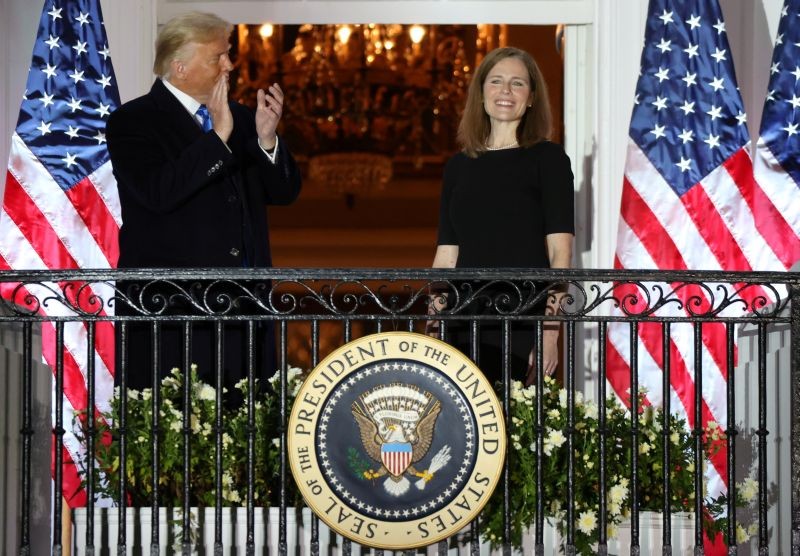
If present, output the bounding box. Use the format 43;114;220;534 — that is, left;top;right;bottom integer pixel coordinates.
538;143;575;235
436;156;460;245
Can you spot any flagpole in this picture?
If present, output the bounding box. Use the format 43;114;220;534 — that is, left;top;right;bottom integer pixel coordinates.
62;496;71;556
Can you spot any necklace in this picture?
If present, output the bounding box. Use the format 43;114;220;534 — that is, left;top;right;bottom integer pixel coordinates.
485;141;519;151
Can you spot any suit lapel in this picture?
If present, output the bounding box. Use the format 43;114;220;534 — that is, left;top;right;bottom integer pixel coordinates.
148;79;205;145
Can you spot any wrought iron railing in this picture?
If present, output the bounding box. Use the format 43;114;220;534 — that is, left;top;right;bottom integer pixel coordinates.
0;268;797;555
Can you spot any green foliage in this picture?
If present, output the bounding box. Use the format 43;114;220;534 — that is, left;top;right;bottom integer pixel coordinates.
77;365;305;508
480;377;758;554
347;446;372;480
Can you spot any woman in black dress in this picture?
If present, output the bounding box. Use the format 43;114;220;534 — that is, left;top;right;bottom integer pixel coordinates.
429;47;574;385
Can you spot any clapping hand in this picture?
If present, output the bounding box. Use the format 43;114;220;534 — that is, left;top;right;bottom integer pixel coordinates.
256;84;283;150
207;73;233;143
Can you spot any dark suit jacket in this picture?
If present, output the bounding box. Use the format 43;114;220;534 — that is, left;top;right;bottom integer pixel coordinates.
106;79;301;399
107;79;301;269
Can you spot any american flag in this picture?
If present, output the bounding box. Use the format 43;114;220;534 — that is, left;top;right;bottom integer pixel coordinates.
0;0;121;506
606;0;800;521
752;0;800;264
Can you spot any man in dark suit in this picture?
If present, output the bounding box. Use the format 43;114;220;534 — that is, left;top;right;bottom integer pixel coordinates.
107;12;301;398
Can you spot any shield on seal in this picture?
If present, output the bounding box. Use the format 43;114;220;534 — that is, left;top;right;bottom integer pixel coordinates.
381;442;412;476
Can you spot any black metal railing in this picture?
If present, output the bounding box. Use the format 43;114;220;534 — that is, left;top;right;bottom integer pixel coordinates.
0;267;797;555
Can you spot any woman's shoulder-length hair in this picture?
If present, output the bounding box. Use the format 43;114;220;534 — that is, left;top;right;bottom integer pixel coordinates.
457;46;552;158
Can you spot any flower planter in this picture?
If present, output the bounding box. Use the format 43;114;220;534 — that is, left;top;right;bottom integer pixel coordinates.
444;519;559;556
72;507;694;555
444;512;694;556
72;507;325;555
608;511;695;555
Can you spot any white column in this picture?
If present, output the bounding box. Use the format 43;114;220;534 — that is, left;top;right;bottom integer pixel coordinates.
0;0;40;201
591;0;648;272
101;0;157;103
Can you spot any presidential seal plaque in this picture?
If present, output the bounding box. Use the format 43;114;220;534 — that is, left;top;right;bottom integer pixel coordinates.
288;332;506;549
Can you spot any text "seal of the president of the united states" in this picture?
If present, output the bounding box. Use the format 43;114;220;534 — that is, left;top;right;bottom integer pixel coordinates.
288;332;506;549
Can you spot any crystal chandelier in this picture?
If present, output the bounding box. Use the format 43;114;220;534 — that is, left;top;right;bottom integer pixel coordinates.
232;23;489;204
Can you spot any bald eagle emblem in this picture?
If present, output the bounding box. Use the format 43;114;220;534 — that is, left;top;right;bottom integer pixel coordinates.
351;383;451;497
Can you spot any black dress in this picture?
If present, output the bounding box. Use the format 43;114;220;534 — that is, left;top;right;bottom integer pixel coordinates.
435;141;575;383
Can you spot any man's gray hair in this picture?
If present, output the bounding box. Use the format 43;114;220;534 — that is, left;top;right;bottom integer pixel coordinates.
153;12;232;78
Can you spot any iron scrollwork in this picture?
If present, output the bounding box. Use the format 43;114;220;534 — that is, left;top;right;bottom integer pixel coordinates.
0;271;792;322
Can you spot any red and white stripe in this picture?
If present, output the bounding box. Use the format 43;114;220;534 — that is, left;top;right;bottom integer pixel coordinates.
0;133;120;506
382;448;412;477
607;138;796;498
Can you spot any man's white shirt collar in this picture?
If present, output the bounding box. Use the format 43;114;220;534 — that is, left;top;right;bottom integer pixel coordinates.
161;78;203;125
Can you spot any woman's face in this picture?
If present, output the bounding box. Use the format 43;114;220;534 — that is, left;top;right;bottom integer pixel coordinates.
481;57;533;126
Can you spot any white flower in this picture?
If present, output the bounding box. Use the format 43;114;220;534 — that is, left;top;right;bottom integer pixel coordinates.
639;442;651;455
141;388;151;401
543;429;566;456
576;510;597;534
223;433;233;447
670;431;680;444
287;366;303;382
189;415;200;434
739;477;758;504
272;438;280;447
161;369;181;392
170;421;181;433
511;383;526;404
521;386;535;401
608;501;622;516
226;489;242;503
607;523;618;539
559;389;568;408
198;384;215;401
609;483;628;505
548;409;561;420
736;523;750;544
583;401;598;420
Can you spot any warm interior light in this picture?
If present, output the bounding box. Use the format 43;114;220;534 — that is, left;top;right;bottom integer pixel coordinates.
409;25;426;44
336;25;352;44
383;39;395;51
259;23;274;38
